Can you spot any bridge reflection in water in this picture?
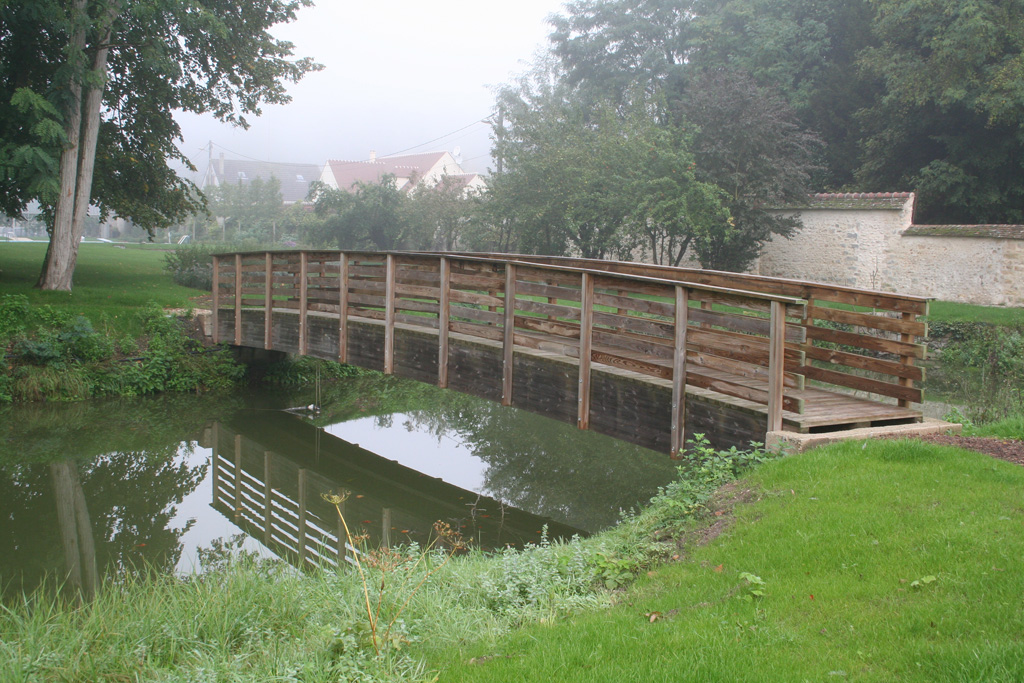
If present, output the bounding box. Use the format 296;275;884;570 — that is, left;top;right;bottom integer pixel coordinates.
212;251;930;454
209;412;583;570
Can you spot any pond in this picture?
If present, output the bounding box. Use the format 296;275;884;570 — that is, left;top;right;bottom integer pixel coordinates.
0;373;679;600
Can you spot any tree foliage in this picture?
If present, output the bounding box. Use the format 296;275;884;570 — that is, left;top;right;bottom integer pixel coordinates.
205;176;283;241
0;0;320;289
489;53;816;269
547;0;1024;224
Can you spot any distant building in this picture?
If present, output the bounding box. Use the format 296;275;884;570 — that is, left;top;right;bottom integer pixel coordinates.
202;154;322;205
319;151;485;195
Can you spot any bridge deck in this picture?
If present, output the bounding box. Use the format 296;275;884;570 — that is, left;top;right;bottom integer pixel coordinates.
212;251;930;453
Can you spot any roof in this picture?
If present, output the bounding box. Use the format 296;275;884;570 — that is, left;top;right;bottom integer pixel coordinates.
205;159;322;204
783;192;915;211
324;152;453;191
903;224;1024;240
436;173;483;193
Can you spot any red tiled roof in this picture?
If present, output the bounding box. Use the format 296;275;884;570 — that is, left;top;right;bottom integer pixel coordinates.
326;152;449;190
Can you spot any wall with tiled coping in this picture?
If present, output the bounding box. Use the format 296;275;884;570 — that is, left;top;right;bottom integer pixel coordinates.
754;193;1024;307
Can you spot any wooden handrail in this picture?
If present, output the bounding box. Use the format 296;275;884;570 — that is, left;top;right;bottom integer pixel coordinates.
210;250;930;438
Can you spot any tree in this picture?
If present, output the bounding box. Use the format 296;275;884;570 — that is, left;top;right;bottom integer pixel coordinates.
405;175;481;251
0;0;320;290
206;176;283;241
489;66;648;260
311;175;412;251
680;69;821;270
856;0;1024;223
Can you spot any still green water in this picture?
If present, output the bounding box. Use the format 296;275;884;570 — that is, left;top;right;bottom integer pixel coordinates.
0;374;678;599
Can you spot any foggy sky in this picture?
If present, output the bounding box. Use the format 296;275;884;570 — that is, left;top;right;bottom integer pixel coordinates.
174;1;566;179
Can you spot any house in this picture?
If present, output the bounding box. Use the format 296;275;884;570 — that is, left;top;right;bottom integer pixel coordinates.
319;151;485;195
202;154;323;205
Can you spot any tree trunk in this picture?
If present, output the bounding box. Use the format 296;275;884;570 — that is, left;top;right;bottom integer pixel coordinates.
37;1;116;292
50;460;98;602
36;0;87;291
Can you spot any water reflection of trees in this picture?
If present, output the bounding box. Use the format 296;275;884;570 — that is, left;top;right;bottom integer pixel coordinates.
0;395;224;599
312;373;678;532
405;403;678;531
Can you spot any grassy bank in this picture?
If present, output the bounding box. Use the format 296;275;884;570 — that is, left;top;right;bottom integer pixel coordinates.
2;438;1022;681
428;439;1024;682
0;243;202;337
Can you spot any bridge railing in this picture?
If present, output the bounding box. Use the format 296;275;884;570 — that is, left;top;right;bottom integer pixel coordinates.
212;250;810;454
436;253;929;410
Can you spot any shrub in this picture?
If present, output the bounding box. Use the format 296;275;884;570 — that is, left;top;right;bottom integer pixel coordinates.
163;243;217;290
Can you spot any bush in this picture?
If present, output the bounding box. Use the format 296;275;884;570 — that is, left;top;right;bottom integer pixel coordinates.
936;324;1024;422
163;243;217;290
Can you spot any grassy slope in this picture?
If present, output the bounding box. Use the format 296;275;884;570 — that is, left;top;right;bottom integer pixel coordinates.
429;439;1024;682
0;242;203;335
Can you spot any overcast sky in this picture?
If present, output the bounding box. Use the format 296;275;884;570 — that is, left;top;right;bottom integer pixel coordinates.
175;1;567;179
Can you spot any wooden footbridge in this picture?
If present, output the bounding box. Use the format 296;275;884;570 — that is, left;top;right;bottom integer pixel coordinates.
211;251;929;455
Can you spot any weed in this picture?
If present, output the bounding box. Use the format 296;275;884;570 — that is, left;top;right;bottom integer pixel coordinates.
324;490;467;656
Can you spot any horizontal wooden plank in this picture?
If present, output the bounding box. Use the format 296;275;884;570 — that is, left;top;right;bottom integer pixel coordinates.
450;289;503;308
395;298;439;315
449;272;503;289
449;320;503;342
515;265;583;287
593;291;674;318
514;315;581;339
593;310;673;339
515;280;582;302
803;344;924;381
806;305;926;336
449;304;503;325
688;307;806;344
805;324;926;359
513;298;582;321
395;283;440;299
802;365;922;404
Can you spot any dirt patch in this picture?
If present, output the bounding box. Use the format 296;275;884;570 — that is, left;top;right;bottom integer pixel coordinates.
659;482;762;554
908;434;1024;467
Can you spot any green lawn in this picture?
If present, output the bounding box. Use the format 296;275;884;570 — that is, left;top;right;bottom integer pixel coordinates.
0;242;206;335
426;439;1024;682
926;300;1024;326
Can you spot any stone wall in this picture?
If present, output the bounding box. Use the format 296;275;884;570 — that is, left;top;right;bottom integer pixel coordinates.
754;193;1024;307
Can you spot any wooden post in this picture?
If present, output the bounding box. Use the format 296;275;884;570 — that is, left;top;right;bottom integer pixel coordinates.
338;252;349;363
299;252;308;356
502;263;516;406
898;311;917;408
211;256;220;344
767;300;785;433
438;257;451;388
210;422;220;504
263;451;273;545
233;253;242;345
264;252;273;350
233;434;242;519
297;468;308;566
384;254;396;374
577;272;595;429
670;285;689;457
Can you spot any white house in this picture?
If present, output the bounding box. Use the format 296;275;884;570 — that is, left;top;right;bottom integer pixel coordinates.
319;151;485;195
